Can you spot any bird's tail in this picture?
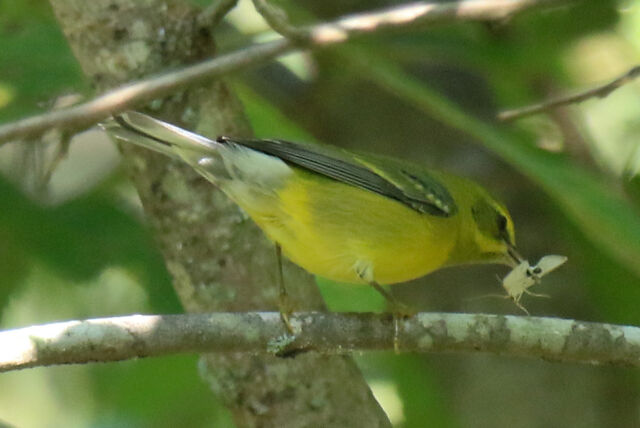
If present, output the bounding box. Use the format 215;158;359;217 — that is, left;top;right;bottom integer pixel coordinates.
101;111;221;161
101;111;236;182
101;111;292;190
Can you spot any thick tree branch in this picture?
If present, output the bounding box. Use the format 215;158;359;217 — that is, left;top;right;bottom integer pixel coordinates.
2;312;639;372
498;65;640;121
0;0;572;145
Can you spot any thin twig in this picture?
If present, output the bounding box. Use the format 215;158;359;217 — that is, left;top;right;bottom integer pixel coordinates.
37;131;72;192
250;0;309;41
0;0;572;146
306;0;567;44
1;311;639;372
254;0;570;44
198;0;239;28
498;65;640;122
0;39;291;145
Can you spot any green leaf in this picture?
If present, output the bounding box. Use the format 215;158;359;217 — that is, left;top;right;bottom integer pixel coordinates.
623;171;640;210
0;177;179;312
315;276;385;312
89;355;234;427
0;229;29;312
0;0;85;123
564;215;640;326
234;83;316;141
358;353;457;427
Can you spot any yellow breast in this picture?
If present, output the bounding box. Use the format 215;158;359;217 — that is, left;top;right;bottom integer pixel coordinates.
231;167;460;285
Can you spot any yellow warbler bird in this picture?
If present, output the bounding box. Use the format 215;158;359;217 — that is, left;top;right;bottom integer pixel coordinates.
103;112;521;316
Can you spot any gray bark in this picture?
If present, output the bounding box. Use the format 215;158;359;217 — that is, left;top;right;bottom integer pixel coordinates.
3;312;640;372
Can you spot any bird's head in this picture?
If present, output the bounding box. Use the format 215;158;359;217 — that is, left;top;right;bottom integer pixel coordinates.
446;179;522;267
468;194;521;266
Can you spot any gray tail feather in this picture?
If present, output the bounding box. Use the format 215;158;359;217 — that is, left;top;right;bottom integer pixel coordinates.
100;111;291;189
100;111;219;160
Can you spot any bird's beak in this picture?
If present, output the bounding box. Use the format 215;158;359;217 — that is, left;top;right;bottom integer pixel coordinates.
506;242;524;267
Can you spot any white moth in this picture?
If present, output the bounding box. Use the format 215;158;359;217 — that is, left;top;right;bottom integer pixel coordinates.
501;255;567;314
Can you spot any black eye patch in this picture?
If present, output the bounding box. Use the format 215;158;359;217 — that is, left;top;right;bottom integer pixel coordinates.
497;214;508;231
471;199;509;242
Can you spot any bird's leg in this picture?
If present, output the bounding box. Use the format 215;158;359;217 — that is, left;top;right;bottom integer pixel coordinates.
355;263;416;317
368;281;416;318
275;243;294;333
366;279;415;354
355;265;414;353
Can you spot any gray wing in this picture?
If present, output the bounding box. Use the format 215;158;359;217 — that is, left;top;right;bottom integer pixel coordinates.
218;137;456;217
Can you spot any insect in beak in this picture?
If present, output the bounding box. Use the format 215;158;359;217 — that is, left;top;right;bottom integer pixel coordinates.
506;242;524;267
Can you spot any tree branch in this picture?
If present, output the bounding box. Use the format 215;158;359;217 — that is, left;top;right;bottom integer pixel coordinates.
0;39;291;144
498;65;640;121
198;0;239;28
2;312;639;373
255;0;570;44
0;0;572;145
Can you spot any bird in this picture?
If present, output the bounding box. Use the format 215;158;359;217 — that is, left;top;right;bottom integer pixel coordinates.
102;111;521;325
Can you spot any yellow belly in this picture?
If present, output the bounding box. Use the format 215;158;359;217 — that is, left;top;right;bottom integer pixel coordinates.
228;168;459;285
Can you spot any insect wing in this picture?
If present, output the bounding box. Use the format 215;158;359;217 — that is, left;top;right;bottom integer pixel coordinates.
532;255;568;278
502;261;535;300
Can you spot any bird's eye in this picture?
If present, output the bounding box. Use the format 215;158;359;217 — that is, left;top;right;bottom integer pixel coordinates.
497;214;508;231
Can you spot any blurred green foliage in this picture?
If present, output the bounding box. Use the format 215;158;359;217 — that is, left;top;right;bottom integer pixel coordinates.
1;0;640;427
0;0;85;122
0;176;180;314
